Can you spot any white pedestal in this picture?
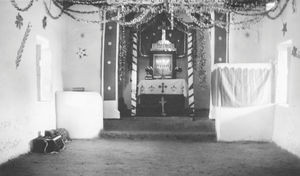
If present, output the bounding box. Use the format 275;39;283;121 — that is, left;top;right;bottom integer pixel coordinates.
214;104;275;142
103;100;120;119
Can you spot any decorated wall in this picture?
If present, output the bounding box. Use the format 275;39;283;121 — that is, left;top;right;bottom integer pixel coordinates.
262;1;300;158
0;0;65;164
62;6;102;93
228;0;300;157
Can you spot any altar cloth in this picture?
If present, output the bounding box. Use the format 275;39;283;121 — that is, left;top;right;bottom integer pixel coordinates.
138;79;187;97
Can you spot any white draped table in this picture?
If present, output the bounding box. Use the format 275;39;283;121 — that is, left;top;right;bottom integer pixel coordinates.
137;79;187;116
137;79;188;97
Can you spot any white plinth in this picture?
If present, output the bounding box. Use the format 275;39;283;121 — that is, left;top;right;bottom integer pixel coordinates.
214;104;275;142
103;100;120;119
56;91;103;139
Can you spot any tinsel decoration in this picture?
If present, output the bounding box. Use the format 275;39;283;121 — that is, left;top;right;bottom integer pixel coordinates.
16;23;32;69
119;26;127;81
44;0;64;20
10;0;34;12
267;0;290;20
15;13;23;29
194;30;207;90
37;0;289;30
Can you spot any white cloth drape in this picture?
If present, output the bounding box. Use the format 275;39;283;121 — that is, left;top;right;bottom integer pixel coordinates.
211;63;272;107
138;79;187;97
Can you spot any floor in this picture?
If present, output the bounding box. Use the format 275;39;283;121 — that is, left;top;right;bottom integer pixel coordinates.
1;139;300;176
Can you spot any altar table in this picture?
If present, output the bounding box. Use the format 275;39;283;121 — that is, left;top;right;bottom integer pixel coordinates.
137;79;187;97
137;79;187;116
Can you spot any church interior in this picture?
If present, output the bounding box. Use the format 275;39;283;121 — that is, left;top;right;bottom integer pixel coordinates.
1;0;300;175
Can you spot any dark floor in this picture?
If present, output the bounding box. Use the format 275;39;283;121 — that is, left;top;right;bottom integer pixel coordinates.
1;139;300;176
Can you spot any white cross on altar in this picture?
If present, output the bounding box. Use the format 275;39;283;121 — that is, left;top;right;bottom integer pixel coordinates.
159;96;167;116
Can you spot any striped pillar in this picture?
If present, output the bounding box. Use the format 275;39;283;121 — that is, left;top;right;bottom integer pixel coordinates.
131;32;138;116
187;32;195;115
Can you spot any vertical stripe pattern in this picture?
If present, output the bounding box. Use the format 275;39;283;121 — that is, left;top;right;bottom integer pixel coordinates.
131;32;138;116
187;33;194;114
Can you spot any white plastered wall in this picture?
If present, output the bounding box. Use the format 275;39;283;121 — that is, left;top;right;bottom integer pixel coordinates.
0;0;65;164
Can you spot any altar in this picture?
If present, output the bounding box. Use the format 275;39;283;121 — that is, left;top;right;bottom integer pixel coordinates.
134;20;189;116
137;79;187;116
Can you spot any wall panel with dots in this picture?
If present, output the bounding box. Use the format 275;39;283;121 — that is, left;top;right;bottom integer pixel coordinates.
214;12;228;64
103;22;118;100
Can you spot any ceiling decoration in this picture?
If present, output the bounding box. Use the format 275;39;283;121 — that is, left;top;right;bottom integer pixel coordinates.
11;0;290;30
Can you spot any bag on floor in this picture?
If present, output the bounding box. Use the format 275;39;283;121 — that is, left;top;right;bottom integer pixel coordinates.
31;137;48;153
31;135;65;153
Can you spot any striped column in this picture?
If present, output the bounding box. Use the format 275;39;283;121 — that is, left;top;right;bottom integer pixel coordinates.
187;32;195;115
131;32;138;116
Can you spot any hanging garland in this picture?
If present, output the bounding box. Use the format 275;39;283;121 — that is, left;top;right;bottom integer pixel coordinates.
60;0;107;5
10;0;291;30
196;30;208;89
64;7;100;14
44;1;65;20
119;26;127;81
10;0;34;12
267;0;290;20
118;9;151;27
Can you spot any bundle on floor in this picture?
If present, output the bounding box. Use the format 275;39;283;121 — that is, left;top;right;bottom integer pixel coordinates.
31;128;70;153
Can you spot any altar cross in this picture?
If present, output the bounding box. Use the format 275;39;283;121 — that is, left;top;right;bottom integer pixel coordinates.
159;96;167;116
158;82;168;93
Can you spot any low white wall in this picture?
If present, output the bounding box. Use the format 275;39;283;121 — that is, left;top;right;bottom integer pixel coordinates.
56;91;103;139
214;105;275;141
272;57;300;157
273;105;300;157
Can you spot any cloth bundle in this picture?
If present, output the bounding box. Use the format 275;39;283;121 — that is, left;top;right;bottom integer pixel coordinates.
31;128;71;153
